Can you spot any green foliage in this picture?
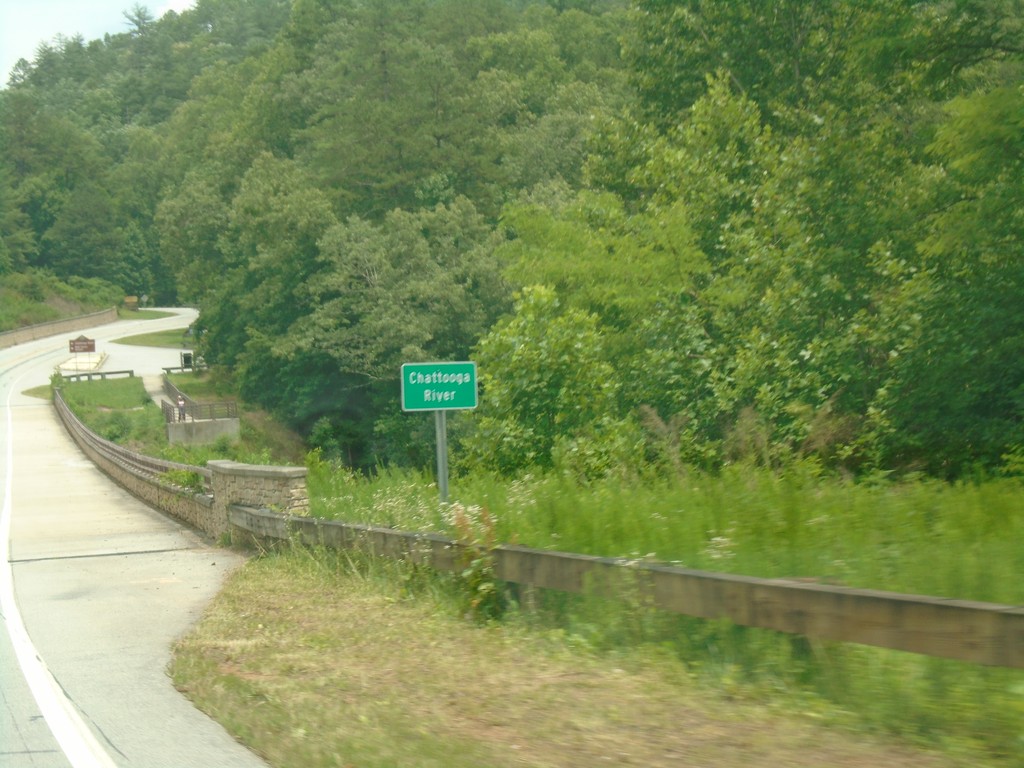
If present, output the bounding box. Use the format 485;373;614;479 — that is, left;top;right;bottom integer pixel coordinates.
500;189;708;317
3;0;1023;478
463;285;632;476
252;198;510;468
58;374;302;466
447;502;506;621
1003;446;1024;477
58;377;152;410
58;383;165;445
0;270;122;331
161;468;207;493
306;457;444;532
876;79;1024;475
584;3;1023;478
310;460;1024;608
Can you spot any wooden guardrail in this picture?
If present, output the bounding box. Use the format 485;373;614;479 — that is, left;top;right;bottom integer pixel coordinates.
229;507;1024;669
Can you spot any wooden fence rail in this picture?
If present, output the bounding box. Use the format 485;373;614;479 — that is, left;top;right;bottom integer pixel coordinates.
61;369;134;382
229;506;1024;669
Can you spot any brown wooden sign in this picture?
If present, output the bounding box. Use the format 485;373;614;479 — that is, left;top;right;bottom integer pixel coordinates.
69;335;96;353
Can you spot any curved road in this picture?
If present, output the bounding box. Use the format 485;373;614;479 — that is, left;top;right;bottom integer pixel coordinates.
1;310;267;768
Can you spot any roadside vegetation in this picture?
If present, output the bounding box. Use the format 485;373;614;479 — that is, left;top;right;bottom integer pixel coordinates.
304;460;1024;764
56;376;165;448
56;372;305;466
20;1;1024;764
309;461;1024;605
170;548;974;768
113;327;194;348
0;270;123;332
60;376;1024;766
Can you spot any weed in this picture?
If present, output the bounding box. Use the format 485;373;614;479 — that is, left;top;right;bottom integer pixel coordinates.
161;468;207;493
446;502;505;621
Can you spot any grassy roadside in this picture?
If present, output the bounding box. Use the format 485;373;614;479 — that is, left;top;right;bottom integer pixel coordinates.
308;463;1024;604
56;374;307;465
302;464;1024;761
111;325;187;347
171;549;973;768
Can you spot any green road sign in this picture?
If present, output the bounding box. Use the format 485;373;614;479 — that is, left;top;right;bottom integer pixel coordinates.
401;361;478;412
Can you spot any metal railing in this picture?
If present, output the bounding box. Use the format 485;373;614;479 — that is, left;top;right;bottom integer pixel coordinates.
163;399;238;423
161;375;237;423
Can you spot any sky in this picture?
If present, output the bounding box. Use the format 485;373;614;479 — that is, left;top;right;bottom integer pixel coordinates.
1;0;194;86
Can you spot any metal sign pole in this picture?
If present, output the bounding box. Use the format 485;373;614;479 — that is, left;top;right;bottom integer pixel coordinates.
434;409;449;503
401;361;476;504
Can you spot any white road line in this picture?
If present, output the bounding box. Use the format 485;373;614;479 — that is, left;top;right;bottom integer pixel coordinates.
1;370;119;768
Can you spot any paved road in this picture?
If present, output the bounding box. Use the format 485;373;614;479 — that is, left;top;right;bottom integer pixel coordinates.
1;310;268;768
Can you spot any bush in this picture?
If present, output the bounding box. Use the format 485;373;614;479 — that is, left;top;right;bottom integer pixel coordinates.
462;286;631;476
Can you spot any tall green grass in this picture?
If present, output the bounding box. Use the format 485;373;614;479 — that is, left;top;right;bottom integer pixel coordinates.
306;459;1024;763
308;460;1024;604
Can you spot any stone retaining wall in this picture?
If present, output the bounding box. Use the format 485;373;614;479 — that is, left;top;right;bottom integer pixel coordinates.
0;307;118;349
209;460;309;525
53;391;307;540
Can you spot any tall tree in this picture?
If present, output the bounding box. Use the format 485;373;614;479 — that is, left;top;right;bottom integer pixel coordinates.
872;79;1024;473
273;197;508;465
623;0;871;127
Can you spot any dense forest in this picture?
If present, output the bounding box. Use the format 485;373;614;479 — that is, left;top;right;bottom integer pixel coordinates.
1;0;1021;478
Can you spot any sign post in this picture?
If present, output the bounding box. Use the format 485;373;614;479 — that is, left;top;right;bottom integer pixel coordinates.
401;362;478;503
434;410;449;502
69;335;96;370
